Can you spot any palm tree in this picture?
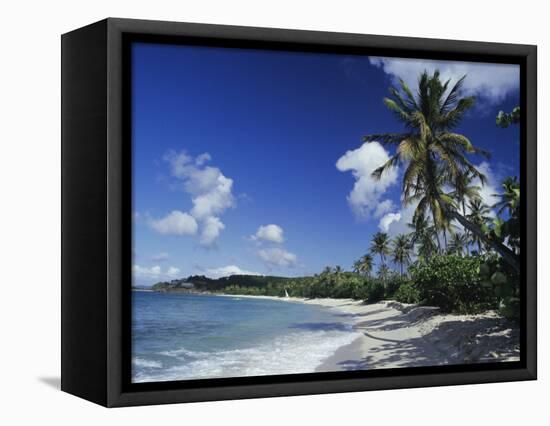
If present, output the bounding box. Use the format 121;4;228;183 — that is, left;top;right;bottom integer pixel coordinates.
408;215;437;260
363;70;519;271
467;198;492;254
377;264;391;281
392;234;412;275
493;176;521;253
333;266;343;285
493;176;520;217
353;254;374;277
417;233;437;260
370;232;390;267
448;232;468;256
448;172;481;254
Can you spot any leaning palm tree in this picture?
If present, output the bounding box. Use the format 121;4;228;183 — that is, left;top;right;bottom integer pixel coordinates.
392;234;412;275
370;232;391;267
467;198;492;254
364;70;519;271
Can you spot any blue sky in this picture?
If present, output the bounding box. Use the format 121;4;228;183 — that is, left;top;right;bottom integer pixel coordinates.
131;42;520;285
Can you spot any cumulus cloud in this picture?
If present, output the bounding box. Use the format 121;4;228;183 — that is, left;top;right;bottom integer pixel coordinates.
195;153;211;166
369;57;519;104
251;224;285;244
150;210;198;236
374;199;395;218
160;150;235;247
336;142;399;219
377;202;418;237
204;265;262;279
379;212;402;232
474;161;501;216
133;264;181;284
258;247;298;269
199;216;226;247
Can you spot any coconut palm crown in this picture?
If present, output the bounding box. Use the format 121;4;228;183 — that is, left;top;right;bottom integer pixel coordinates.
363;70;519;271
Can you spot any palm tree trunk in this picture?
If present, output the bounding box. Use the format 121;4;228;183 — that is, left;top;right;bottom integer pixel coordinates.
462;200;470;255
431;211;441;252
446;209;519;272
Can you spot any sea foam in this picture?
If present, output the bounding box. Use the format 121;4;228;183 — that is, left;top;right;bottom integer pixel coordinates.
133;328;361;383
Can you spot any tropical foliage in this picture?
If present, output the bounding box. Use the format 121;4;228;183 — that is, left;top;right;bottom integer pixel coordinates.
496;106;520;128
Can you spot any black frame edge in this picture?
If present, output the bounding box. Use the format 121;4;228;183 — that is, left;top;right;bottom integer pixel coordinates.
61;19;109;406
524;45;537;380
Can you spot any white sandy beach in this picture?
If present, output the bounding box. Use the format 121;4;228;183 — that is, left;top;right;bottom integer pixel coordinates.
220;294;520;371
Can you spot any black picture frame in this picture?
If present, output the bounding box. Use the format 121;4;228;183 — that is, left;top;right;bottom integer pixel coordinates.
61;17;537;407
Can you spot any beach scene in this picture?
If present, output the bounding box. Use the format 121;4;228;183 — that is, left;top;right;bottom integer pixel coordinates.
132;42;521;383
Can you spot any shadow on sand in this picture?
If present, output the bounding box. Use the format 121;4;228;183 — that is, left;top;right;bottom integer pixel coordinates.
336;316;519;371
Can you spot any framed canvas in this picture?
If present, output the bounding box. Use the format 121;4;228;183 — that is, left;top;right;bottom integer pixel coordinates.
61;18;537;407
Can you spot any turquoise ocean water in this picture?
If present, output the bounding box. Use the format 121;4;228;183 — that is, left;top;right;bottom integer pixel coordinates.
132;291;360;382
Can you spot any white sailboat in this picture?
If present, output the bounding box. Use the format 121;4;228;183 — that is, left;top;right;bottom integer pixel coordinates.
284;288;290;298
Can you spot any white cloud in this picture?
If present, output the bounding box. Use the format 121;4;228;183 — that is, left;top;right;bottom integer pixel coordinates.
475;161;501;216
195;152;211;166
377;202;418;237
258;247;298;269
151;252;170;262
204;265;262;279
133;264;181;284
379;212;402;232
374;199;395;218
369;57;519;104
150;211;198;236
199;216;225;247
336;142;399;219
251;224;285;244
166;266;181;277
162;150;235;247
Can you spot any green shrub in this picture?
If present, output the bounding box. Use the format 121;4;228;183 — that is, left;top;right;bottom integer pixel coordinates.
362;279;386;303
384;274;410;298
393;281;421;304
409;255;497;314
478;254;520;320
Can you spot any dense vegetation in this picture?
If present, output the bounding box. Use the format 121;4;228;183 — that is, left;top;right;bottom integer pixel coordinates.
152;72;521;320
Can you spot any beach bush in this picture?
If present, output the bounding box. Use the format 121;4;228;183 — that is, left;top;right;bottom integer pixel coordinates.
384;274;410;298
393;281;421;304
478;254;520;320
409;255;496;314
361;279;386;303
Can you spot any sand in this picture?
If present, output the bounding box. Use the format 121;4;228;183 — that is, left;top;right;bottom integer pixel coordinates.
219;294;520;371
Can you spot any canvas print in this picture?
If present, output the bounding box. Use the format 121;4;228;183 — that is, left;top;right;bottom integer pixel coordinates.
131;42;521;383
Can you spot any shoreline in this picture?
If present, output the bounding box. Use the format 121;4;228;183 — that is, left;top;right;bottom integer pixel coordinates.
215;293;520;371
141;291;520;372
